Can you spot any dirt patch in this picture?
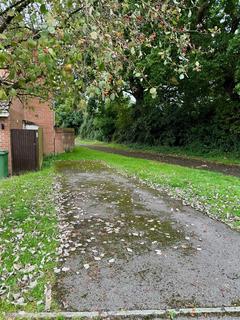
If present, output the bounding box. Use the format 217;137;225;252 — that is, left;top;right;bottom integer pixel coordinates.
85;145;240;177
54;160;240;312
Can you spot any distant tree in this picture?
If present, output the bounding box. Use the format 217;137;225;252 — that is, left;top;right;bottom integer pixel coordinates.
54;97;83;134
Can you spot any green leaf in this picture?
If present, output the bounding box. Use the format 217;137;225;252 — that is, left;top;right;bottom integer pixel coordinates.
150;87;157;99
98;62;105;71
27;39;36;48
0;34;7;40
67;0;73;8
235;83;240;95
48;26;55;34
0;89;7;100
40;4;48;14
8;10;15;17
110;93;115;101
48;48;55;57
90;32;98;40
0;52;8;64
9;88;17;97
105;97;111;104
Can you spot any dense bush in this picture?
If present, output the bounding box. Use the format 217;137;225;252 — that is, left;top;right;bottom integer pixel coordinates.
79;90;240;152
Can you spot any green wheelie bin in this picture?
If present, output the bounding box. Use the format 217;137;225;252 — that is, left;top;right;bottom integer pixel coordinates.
0;151;8;178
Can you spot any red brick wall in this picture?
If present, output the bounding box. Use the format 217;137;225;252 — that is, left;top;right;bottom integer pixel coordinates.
54;128;75;154
10;98;24;129
22;98;55;155
6;97;55;155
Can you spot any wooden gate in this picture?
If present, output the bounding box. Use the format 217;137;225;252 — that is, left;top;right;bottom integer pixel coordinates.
11;129;42;174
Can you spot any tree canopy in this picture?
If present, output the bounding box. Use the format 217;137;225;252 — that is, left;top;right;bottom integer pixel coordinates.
0;0;216;101
1;1;240;151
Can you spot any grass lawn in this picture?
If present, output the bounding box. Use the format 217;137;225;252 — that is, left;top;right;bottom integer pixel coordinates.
0;145;239;315
77;139;240;166
0;168;58;315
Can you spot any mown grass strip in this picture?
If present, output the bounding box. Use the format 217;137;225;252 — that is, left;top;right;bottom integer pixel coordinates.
0;168;58;314
77;139;240;165
53;146;240;229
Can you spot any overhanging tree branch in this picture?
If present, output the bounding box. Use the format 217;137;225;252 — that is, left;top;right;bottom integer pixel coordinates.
0;0;31;33
196;1;211;25
64;6;84;24
0;0;27;16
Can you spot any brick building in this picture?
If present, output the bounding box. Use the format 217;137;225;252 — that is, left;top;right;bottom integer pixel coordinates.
0;96;75;174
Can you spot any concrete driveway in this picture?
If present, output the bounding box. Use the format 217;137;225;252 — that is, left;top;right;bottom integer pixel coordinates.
55;160;240;317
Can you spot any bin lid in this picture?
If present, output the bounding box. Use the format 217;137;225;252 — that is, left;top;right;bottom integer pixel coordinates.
0;150;8;155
